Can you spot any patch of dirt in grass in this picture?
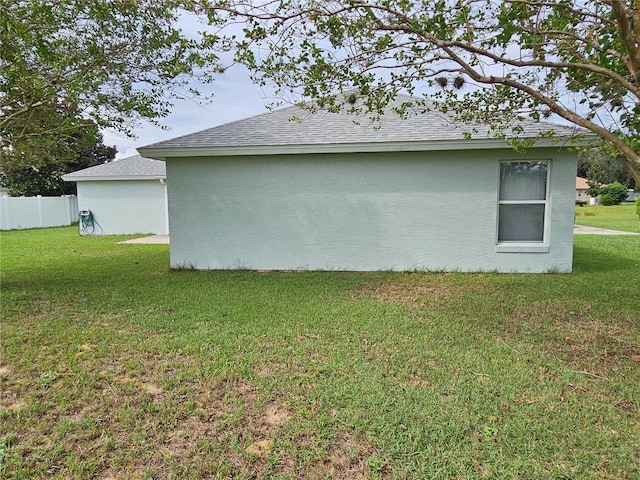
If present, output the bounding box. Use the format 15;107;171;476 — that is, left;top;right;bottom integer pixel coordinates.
252;363;276;378
403;375;431;389
508;300;640;370
261;401;290;427
327;434;376;479
360;281;638;372
8;297;60;316
0;366;28;412
355;281;464;309
614;399;638;414
300;432;375;479
3;311;389;479
246;438;273;457
2;329;266;478
160;415;219;459
2;398;27;412
87;376;268;478
143;383;164;395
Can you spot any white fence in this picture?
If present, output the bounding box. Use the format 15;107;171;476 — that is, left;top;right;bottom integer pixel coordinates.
0;195;79;230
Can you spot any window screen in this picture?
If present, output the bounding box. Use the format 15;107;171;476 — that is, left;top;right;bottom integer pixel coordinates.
498;161;548;243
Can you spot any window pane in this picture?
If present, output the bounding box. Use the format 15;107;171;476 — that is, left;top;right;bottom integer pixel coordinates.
500;162;547;200
498;204;545;242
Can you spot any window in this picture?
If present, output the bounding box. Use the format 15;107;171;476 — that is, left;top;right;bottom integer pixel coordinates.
498;161;548;243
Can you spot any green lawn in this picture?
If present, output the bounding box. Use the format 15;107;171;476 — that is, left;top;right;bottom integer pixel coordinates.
575;202;640;232
1;227;639;479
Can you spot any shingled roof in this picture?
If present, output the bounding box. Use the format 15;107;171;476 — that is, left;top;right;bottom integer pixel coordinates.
62;155;165;182
139;95;590;160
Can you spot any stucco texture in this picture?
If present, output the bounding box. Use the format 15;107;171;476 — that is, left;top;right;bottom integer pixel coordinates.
77;180;168;235
166;148;577;273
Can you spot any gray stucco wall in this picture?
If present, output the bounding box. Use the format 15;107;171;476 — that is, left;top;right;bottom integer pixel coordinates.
166;148;577;272
76;180;168;235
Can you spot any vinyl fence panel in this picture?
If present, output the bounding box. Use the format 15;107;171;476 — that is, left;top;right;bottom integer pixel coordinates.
0;195;78;230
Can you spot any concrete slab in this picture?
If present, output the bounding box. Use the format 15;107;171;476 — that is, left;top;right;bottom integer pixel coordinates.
118;235;170;244
573;225;639;235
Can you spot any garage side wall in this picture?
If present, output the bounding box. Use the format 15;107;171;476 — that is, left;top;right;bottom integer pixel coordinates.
76;180;168;235
166;149;576;272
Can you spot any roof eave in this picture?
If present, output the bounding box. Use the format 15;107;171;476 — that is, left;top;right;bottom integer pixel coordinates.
61;175;166;182
139;136;591;161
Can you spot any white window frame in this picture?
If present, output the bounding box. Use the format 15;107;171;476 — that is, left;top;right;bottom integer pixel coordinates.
495;159;551;253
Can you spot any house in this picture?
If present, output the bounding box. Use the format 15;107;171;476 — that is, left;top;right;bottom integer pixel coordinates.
139;96;591;273
576;176;609;205
576;176;589;201
62;155;168;235
576;176;592;203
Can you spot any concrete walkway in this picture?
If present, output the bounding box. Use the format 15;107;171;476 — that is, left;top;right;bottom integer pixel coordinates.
118;235;170;244
573;225;639;235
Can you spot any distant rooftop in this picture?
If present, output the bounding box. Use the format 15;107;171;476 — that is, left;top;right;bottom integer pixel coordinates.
576;177;590;189
62;155;165;181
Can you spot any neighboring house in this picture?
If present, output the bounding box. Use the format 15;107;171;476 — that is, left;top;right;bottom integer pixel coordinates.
576;176;591;203
576;176;608;205
62;155;168;235
139;96;592;273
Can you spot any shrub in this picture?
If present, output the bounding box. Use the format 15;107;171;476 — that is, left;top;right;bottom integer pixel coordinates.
575;200;587;207
600;193;615;206
636;196;640;219
603;181;628;205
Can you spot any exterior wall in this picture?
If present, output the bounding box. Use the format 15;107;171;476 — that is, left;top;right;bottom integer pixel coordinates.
166;148;577;272
575;188;589;202
0;195;78;230
76;180;168;235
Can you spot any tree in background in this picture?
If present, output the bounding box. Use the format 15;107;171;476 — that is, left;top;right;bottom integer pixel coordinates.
602;181;629;205
202;0;640;184
1;0;220;169
578;150;637;190
586;159;608;198
0;118;115;196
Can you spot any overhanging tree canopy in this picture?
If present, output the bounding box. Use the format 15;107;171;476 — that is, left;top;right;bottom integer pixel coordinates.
0;0;220;168
201;0;640;184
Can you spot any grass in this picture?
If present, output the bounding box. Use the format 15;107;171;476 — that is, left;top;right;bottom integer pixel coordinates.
1;226;639;479
574;202;640;232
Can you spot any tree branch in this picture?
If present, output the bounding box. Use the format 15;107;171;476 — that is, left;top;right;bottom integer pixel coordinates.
610;0;640;83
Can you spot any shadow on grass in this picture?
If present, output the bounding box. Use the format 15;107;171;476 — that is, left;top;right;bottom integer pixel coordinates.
572;235;640;274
